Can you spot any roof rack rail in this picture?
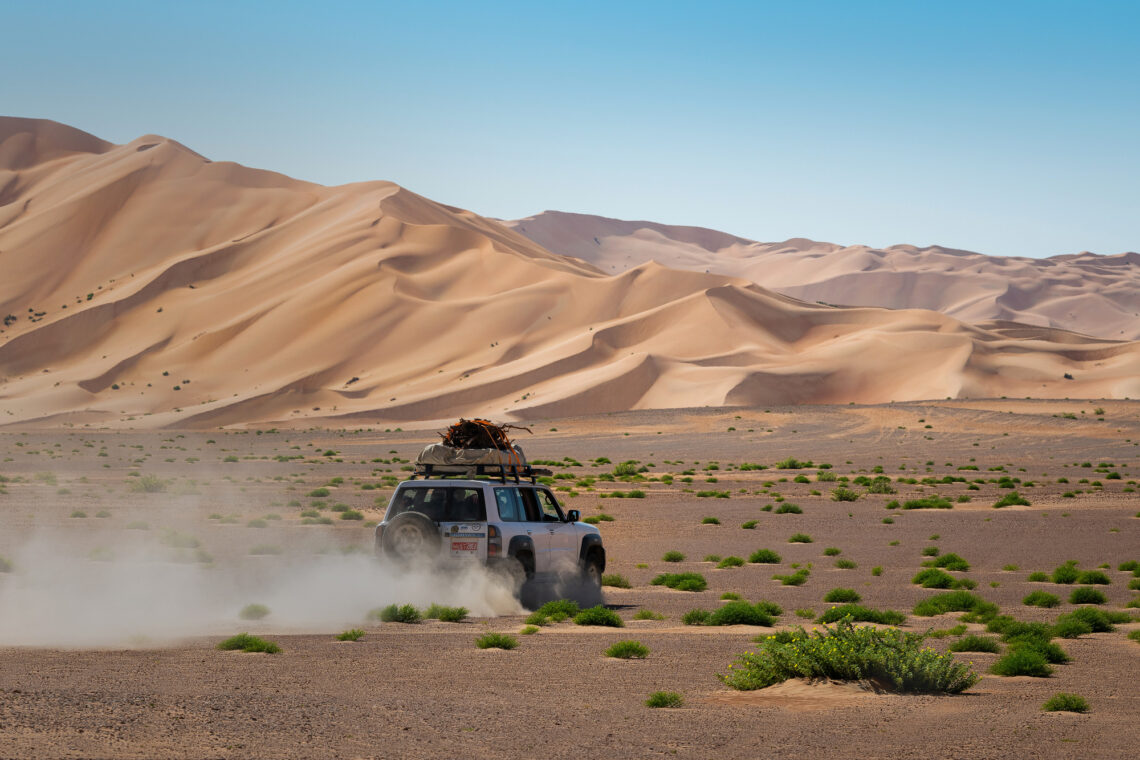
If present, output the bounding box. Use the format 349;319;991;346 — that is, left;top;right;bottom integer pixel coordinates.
411;463;552;484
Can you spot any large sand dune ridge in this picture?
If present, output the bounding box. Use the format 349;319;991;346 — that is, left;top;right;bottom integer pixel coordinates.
0;118;1137;428
506;211;1140;340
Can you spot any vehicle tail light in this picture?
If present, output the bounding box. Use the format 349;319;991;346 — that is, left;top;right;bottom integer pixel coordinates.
487;525;501;557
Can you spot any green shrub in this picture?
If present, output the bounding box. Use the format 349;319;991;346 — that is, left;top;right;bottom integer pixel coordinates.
1069;587;1107;605
990;647;1052;677
1022;591;1061;608
773;568;810;586
602;573;631;588
476;632;518;650
913;591;993;618
238;604;270;620
651;572;707;592
1119;560;1140;572
823;588;861;604
721;619;976;693
377;603;421;623
129;474;169;493
948;635;1001;653
921;546;940;557
717;556;745;569
337;628;365;641
1058;607;1125;633
1008;637;1068;664
633;609;664;620
703;554;722;563
748;548;781;564
1042;693;1089;713
993;491;1030;508
823;547;841;556
535;599;580;619
423;604;468;622
774;503;803;514
831;487;859;502
741;520;758;529
923;553;970;572
701;516;721;524
871;566;883;576
217;633;280;653
912;568;956;589
1051;616;1093;638
308;488;330;498
645;691;684;708
574;606;624;627
788;533;813;543
925;624;968;639
682;609;711;625
606;640;649;659
815;606;905;625
901;497;953;510
662;550;685;562
1076;570;1110;585
1051;562;1081;584
755;600;783;616
519;625;539;635
1027;571;1049;582
705;601;776;627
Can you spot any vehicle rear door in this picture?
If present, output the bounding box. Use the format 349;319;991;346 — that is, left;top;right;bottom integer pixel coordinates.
439;486;488;561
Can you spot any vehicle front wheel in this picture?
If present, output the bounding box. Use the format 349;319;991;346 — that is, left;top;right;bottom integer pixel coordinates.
581;552;603;589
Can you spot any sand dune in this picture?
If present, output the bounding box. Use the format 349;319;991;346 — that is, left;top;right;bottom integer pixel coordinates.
505;211;1140;340
0;118;1137;428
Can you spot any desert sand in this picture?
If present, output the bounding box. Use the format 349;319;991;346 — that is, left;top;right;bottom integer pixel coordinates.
0;402;1138;758
505;210;1140;340
1;118;1138;432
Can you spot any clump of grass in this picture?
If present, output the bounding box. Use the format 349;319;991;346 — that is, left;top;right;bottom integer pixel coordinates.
336;628;365;641
815;605;905;625
476;632;518;650
1042;693;1089;713
519;625;539;635
238;604;270;621
605;640;649;659
701;516;721;524
823;547;841;556
1027;571;1049;582
1023;590;1061;608
217;633;280;654
823;588;861;604
990;647;1052;677
423;604;468;622
901;496;953;510
774;503;803;514
912;569;960;589
722;618;976;693
682;609;710;625
129;474;169;493
651;572;707;592
871;566;883;577
831;487;859;502
633;609;664;620
912;591;995;618
529;600;580;625
574;605;624;627
699;601;776;626
772;567;810;586
717;556;745;569
741;520;758;529
1051;561;1081;584
340;509;364;521
788;533;813;543
645;691;683;708
662;550;685;562
948;635;1001;653
602;573;631;588
376;603;421;624
835;559;857;569
1076;570;1110;585
925;624;968;639
923;553;970;572
1068;587;1107;605
748;548;781;564
993;491;1031;508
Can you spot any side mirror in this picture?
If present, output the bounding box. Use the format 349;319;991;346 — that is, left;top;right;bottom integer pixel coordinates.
566;510;580;523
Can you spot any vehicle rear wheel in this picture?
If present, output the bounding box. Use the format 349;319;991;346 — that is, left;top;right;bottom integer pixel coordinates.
381;512;440;563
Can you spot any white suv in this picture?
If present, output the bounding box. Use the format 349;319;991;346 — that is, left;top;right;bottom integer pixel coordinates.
374;477;606;589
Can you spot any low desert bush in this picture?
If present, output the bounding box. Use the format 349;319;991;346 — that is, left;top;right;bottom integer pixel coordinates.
1042;693;1089;713
948;635;1001;653
823;588;861;604
633;609;664;620
1076;570;1110;585
990;647;1052;677
701;516;721;524
993;491;1030;508
901;497;953;510
788;533;813;543
423;604;468;622
748;548;781;564
913;591;995;618
662;550;685;563
1027;571;1050;582
376;603;421;624
217;633;280;654
923;553;970;572
773;568;810;586
831;487;859;502
651;572;707;592
645;691;684;708
717;556;745;569
682;609;711;625
741;520;758;529
1022;590;1061;608
475;632;518;650
606;640;649;659
1068;587;1107;605
574;605;624;627
815;605;905;625
705;601;776;627
602;573;631;588
722;619;976;693
336;628;365;641
774;503;803;514
1051;561;1081;584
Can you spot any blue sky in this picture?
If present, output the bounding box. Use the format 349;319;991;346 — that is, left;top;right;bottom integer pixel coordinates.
4;0;1137;257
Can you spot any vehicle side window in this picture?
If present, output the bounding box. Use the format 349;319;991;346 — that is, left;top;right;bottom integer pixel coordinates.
518;488;543;522
536;489;564;522
493;488;524;522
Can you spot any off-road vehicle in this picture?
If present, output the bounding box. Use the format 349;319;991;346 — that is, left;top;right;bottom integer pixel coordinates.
374;461;606;591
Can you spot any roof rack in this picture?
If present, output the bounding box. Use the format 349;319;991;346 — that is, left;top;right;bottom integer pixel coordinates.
411;463;552;484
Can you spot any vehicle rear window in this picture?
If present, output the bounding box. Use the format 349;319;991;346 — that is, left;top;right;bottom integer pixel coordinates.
388;487;486;522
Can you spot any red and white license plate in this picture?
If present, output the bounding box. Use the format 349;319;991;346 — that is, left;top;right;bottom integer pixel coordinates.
451;541;478;552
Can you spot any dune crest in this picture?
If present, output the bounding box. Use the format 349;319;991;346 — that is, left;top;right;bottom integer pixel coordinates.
505;211;1140;340
0;119;1137;428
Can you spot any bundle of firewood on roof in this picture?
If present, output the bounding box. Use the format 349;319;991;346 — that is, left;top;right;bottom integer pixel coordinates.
439;418;531;451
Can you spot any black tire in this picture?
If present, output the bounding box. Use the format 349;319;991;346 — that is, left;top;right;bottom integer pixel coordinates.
581;551;603;589
381;512;440;564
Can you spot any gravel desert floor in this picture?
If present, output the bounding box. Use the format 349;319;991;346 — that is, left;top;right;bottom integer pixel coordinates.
1;400;1138;759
